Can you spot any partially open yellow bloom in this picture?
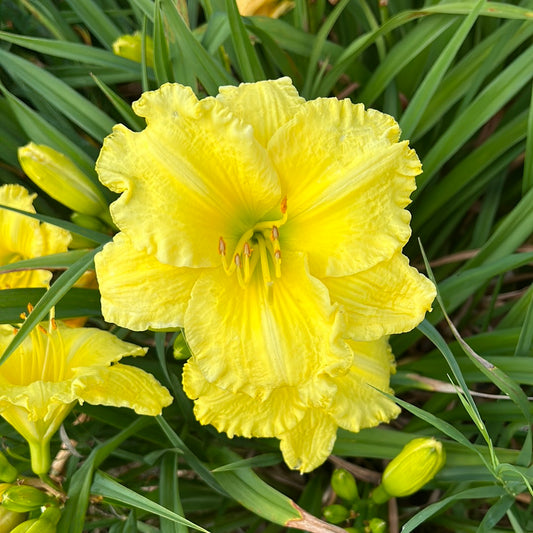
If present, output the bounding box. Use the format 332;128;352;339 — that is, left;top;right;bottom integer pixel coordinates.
0;321;172;475
18;143;108;219
95;78;435;471
237;0;293;17
0;184;71;290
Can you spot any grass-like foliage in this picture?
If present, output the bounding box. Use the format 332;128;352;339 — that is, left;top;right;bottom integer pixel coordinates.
0;0;532;531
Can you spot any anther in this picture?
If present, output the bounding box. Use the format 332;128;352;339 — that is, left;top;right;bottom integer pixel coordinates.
38;325;48;335
19;312;27;320
51;318;57;330
243;242;252;257
271;226;279;241
234;254;242;269
27;303;34;313
280;196;287;214
218;237;226;255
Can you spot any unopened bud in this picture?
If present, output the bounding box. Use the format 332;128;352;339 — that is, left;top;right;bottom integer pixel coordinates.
0;452;17;483
112;32;154;68
173;332;191;360
368;517;387;533
331;468;358;503
372;437;446;503
323;504;350;524
0;506;26;532
1;485;54;513
18;143;108;217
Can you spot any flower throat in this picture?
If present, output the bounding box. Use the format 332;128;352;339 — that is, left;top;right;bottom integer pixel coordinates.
218;197;287;291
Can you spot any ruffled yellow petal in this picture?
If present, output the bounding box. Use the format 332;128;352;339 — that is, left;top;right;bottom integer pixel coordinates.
328;339;400;432
185;251;351;396
59;321;147;371
323;254;436;341
0;185;70;289
237;0;293;17
183;359;307;438
95;233;199;331
74;364;172;415
279;409;338;473
96;83;281;269
0;381;76;424
269;99;420;277
217;78;304;148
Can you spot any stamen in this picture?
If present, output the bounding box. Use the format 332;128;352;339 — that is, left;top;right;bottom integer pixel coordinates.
274;250;282;278
234;254;246;289
243;242;252;282
271;226;279;241
257;236;271;287
280;196;287;214
27;303;34;313
19;312;27;320
218;237;226;256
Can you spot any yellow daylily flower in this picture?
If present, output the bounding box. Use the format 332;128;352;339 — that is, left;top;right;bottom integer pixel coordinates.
94;78;435;469
0;184;71;290
237;0;294;18
183;338;401;473
0;321;172;475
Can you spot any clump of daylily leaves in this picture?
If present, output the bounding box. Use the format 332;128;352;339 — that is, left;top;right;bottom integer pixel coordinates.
323;438;446;531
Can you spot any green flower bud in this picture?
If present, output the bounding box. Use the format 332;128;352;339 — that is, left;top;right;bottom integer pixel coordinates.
1;485;54;513
0;506;26;532
173;332;191;360
372;438;446;503
368;517;387;533
70;212;109;233
331;468;358;503
323;504;350;524
112;32;154;68
18;143;108;217
0;452;17;483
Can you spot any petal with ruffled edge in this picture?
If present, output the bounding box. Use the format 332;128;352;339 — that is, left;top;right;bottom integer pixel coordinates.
97;83;281;269
0;381;77;423
185;251;351;397
59;321;147;372
323;254;436;341
328;339;400;433
95;233;199;331
74;364;172;415
279;409;338;473
183;358;308;438
269;99;421;278
217;78;304;148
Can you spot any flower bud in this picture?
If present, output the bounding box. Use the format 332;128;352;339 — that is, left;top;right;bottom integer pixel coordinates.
112;32;154;68
173;332;191;360
18;143;108;217
1;485;54;513
0;453;17;483
323;504;350;524
331;468;358;503
0;506;26;532
368;517;387;533
372;437;446;503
